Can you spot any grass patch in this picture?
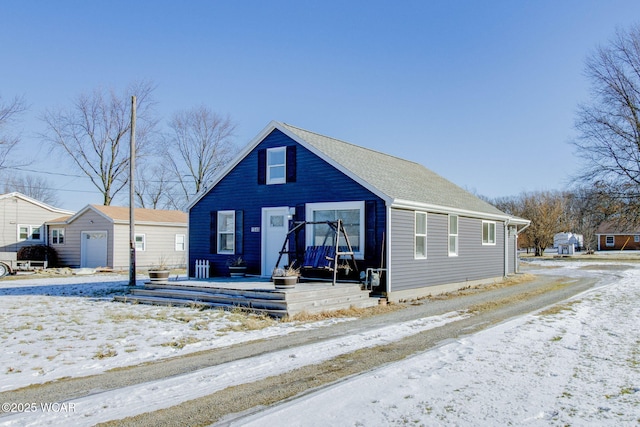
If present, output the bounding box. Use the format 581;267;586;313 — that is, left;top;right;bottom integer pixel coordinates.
160;336;201;349
93;345;118;359
220;309;278;332
420;273;537;302
466;279;573;314
286;303;402;322
538;300;580;317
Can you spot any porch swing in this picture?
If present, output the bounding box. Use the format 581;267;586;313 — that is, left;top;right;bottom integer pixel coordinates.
273;219;359;286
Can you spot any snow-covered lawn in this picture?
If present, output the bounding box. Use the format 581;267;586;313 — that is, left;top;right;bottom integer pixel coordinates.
0;274;352;392
1;260;639;426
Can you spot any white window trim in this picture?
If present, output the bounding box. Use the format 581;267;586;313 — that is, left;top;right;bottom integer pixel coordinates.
415;211;427;259
175;234;186;251
305;201;365;259
482;221;496;245
18;224;43;242
51;228;65;245
217;210;235;254
605;235;615;247
267;146;286;185
448;214;458;256
135;234;146;251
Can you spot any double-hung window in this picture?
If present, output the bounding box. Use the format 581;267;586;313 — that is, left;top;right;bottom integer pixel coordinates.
415;212;427;259
482;221;496;245
175;234;186;251
135;234;146;251
448;214;458;256
18;225;43;242
217;210;235;254
267;147;286;184
51;228;65;245
605;235;614;247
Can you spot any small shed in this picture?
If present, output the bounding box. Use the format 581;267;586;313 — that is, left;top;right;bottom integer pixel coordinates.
47;205;188;269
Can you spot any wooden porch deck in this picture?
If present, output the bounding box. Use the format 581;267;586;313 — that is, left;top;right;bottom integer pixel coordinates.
114;277;379;318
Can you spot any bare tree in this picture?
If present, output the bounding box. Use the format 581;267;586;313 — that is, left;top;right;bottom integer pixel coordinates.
573;24;640;225
134;164;176;209
162;106;237;208
40;81;157;205
2;174;59;205
0;94;27;170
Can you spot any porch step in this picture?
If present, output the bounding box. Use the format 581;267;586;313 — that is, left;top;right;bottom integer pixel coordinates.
113;294;288;318
113;281;377;317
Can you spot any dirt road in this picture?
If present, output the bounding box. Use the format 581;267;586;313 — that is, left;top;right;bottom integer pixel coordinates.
0;266;609;426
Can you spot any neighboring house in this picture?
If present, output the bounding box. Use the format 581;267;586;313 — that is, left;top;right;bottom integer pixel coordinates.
188;121;530;301
0;192;74;261
47;205;188;269
595;221;640;251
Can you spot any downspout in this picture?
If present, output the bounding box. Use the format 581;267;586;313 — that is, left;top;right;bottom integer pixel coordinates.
385;204;392;297
514;222;531;273
504;219;510;277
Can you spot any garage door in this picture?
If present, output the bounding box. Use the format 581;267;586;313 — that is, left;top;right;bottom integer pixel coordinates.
81;231;108;268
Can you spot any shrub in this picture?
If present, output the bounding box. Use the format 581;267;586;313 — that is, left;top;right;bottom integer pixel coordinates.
17;245;60;267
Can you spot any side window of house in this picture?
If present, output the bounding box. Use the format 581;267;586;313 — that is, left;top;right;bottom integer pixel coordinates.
482;221;496;245
217;210;235;254
135;234;146;251
448;215;458;256
18;225;43;242
605;235;614;247
267;147;286;184
415;212;427;259
175;234;186;251
52;228;65;245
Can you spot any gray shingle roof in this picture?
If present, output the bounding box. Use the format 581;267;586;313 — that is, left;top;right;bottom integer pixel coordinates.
281;123;507;218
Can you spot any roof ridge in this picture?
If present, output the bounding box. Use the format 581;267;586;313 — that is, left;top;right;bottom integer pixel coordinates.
281;123;425;167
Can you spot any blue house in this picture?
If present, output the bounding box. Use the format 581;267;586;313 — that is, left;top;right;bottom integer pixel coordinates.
188;121;530;301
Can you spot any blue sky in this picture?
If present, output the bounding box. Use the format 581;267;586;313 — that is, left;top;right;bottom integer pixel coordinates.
2;1;640;211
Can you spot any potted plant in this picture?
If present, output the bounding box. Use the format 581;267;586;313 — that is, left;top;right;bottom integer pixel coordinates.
271;263;299;289
148;257;170;285
227;256;247;277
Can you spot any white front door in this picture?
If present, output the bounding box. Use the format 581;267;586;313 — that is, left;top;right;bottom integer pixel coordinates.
81;231;108;268
262;207;290;276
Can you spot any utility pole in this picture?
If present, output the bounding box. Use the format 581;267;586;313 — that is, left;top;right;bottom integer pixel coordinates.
129;96;136;286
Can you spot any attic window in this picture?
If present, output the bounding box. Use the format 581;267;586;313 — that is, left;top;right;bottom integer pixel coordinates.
267;147;286;184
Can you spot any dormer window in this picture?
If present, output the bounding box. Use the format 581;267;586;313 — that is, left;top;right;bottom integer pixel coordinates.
267;147;286;184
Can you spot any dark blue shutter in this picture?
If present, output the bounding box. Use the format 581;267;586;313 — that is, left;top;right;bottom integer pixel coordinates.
235;210;243;255
286;145;296;183
365;201;378;267
210;211;217;254
257;149;266;185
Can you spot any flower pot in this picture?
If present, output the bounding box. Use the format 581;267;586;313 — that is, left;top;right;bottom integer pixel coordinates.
228;266;247;277
148;270;170;285
272;276;297;289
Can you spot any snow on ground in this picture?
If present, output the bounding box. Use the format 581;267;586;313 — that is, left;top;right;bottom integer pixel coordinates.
1;260;639;426
0;274;361;393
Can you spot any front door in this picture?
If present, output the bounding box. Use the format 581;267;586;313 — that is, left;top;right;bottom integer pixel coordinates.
262;207;290;276
81;231;108;268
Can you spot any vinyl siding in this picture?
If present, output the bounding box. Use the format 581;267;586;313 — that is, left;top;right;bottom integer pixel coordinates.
0;196;66;256
112;223;187;270
52;210;112;268
189;129;386;276
389;208;504;292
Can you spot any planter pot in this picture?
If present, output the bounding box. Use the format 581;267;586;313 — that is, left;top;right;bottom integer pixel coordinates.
228;266;247;277
272;276;297;289
148;270;170;284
